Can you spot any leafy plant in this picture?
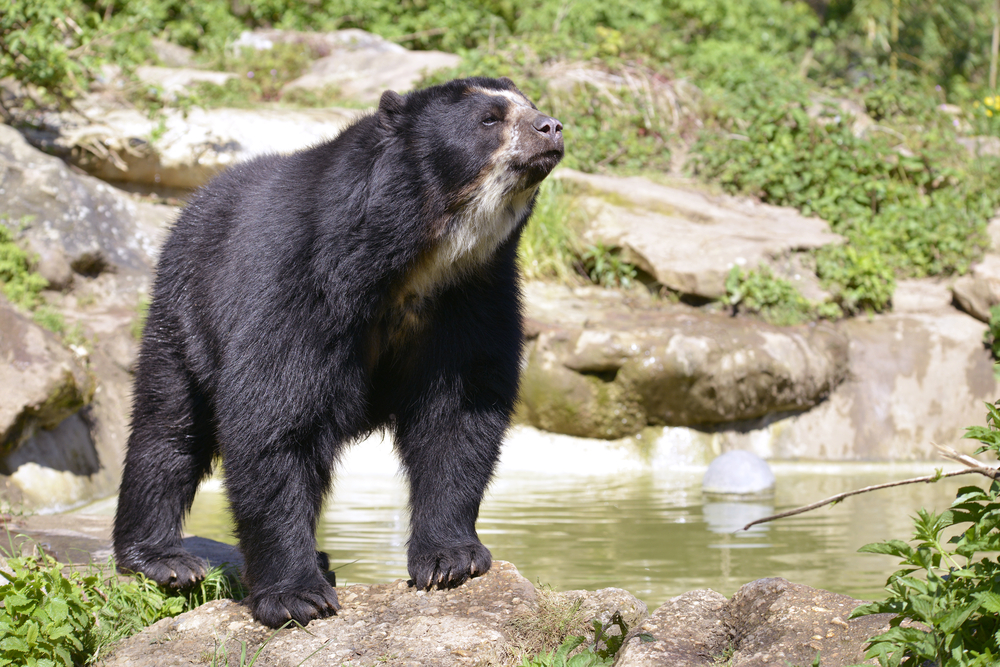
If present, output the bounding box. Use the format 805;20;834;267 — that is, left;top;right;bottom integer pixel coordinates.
0;555;95;667
723;265;843;325
0;548;244;666
0;224;48;311
518;611;648;667
518;180;584;283
850;402;1000;667
815;245;896;315
580;244;637;290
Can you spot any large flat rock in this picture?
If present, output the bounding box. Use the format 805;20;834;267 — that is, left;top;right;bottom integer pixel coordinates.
98;561;647;667
22;106;362;191
0;124;177;510
520;283;849;439
556;170;843;299
761;309;996;460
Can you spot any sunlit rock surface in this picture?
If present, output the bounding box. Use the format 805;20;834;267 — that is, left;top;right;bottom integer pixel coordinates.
618;578;891;667
520;282;849;439
555;169;844;300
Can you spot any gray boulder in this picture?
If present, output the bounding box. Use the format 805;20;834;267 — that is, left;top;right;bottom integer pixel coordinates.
0;297;94;455
0;123;180;510
519;283;849;439
618;578;891;666
0;123;173;284
555;169;843;300
243;29;463;103
953;254;1000;322
761;307;996;460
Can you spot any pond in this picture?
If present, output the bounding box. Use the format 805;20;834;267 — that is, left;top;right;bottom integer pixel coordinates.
80;427;972;609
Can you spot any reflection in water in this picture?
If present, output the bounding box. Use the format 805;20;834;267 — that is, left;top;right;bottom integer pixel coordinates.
79;442;956;610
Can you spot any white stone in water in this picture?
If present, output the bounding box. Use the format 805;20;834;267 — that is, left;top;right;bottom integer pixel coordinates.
702;450;775;494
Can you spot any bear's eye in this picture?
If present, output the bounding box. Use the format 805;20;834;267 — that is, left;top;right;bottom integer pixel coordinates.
481;116;500;126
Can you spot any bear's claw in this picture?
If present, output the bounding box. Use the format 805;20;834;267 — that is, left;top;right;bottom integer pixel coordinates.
116;547;208;589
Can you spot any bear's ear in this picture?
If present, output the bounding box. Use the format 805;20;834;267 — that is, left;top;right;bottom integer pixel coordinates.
378;90;404;130
497;76;516;88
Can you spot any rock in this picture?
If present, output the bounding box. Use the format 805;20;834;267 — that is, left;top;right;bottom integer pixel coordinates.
151;38;195;68
133;65;237;101
3;513;242;574
284;48;461;103
22;105;363;191
807;94;875;137
958;136;1000;158
952;254;1000;322
0;297;94;455
0;123;173;283
231;29;462;103
892;278;954;314
702;451;775;495
618;579;891;667
723;308;997;460
519;283;849;439
0;125;179;510
555;169;843;300
98;561;646;667
520;278;996;460
617;589;728;667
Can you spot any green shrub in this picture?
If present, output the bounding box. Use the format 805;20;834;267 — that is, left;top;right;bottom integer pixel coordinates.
0;550;244;666
985;305;1000;361
815;246;895;315
723;266;819;326
851;403;1000;667
0;224;47;311
692;66;994;301
0;555;95;667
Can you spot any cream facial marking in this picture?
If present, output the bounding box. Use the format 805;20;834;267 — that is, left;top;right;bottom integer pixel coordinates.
470;87;533;109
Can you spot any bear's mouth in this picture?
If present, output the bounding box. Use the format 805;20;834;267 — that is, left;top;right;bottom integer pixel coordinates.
515;149;564;187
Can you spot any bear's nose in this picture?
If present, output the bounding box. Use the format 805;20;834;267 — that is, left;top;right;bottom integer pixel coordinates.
532;115;563;137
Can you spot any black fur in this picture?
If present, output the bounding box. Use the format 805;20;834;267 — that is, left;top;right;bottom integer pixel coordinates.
113;77;563;628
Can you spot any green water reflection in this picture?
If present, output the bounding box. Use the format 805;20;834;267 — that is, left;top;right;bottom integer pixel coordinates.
177;463;968;609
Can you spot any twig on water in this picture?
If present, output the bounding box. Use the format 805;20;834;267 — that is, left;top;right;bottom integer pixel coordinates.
739;444;1000;532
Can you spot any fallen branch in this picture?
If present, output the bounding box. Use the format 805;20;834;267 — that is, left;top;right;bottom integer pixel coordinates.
739;444;1000;532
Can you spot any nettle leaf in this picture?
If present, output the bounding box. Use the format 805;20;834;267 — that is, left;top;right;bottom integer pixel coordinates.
976;591;1000;613
45;598;69;624
938;601;980;634
0;635;30;653
859;540;914;558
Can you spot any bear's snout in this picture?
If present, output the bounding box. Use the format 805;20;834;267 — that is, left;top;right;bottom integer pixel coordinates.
531;114;563;138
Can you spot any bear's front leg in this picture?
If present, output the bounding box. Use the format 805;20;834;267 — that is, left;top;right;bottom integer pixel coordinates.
395;379;506;590
222;428;341;628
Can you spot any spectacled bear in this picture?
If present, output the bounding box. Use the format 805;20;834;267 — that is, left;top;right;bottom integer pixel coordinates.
112;77;564;628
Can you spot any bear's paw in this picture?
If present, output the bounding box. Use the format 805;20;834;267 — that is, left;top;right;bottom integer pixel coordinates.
408;541;492;591
248;578;341;628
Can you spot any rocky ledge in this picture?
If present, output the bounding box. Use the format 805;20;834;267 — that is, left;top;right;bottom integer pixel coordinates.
0;514;892;666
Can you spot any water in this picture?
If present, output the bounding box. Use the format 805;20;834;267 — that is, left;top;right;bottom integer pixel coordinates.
130;432;969;610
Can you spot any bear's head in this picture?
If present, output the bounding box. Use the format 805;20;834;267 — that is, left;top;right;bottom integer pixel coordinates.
379;78;563;305
378;77;563;199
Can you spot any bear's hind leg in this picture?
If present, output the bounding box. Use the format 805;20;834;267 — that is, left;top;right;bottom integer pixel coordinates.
113;345;215;588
